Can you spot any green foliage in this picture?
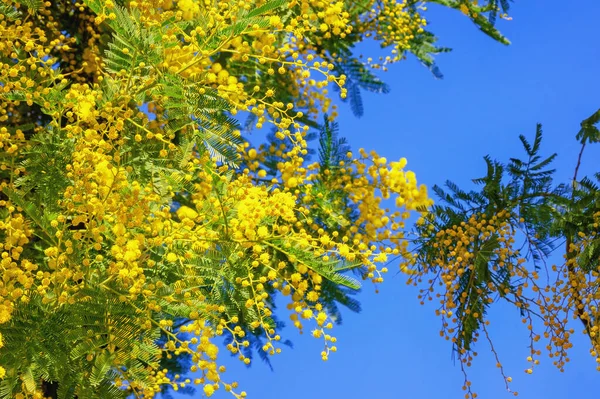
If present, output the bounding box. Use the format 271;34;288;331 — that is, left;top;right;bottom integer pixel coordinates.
577;108;600;144
0;291;157;399
0;3;20;20
427;0;513;44
161;75;243;165
14;0;43;13
103;8;163;77
329;43;391;117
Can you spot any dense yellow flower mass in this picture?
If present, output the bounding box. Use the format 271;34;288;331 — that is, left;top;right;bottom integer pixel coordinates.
0;0;438;396
0;0;516;397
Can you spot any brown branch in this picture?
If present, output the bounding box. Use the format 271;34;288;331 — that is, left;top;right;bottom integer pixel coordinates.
573;142;587;185
565;139;591;335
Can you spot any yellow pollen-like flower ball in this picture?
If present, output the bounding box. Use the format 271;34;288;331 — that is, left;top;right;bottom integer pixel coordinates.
203;384;215;397
177;206;199;220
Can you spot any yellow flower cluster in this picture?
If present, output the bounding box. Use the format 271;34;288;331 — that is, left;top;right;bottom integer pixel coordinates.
411;204;600;397
359;0;426;67
0;0;439;396
177;0;200;21
550;211;600;370
0;331;4;379
408;211;525;396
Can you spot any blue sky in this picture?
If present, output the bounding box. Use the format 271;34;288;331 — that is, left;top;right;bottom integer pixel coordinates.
174;1;600;398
